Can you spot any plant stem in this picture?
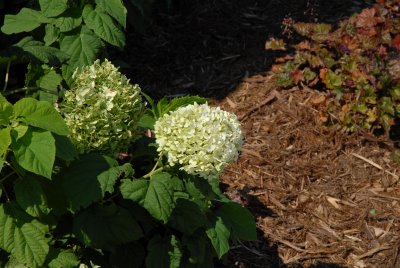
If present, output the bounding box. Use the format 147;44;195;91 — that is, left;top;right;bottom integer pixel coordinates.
143;167;164;179
2;61;10;92
3;87;39;96
0;170;16;184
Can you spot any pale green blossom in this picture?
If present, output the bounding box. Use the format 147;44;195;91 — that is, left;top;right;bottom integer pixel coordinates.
60;59;144;155
154;103;243;179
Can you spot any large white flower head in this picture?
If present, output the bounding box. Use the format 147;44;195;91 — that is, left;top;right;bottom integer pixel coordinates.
60;59;144;155
154;103;243;179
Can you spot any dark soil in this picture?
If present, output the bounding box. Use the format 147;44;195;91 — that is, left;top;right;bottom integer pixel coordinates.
118;0;372;100
117;1;400;267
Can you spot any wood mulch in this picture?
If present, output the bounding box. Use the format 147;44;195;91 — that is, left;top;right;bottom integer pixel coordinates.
214;73;400;268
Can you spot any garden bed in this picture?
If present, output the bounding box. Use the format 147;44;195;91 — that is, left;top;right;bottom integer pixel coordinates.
214;73;400;267
123;0;400;267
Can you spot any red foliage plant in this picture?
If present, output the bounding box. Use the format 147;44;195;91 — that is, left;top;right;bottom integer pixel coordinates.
266;0;400;132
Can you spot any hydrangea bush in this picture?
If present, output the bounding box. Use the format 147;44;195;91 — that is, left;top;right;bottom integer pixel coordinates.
154;103;243;179
60;59;144;155
0;59;256;267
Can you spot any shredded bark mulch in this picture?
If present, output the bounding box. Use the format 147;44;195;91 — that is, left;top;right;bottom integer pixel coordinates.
214;74;400;268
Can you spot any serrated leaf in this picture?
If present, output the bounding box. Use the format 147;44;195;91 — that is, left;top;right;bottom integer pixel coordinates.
97;163;134;195
82;4;125;47
44;24;60;46
146;235;182;268
95;0;127;28
0;203;50;267
120;179;149;202
38;69;62;91
52;8;82;32
1;8;51;34
206;216;230;258
14;37;69;65
60;26;103;80
168;198;208;234
120;172;175;223
39;0;68;17
73;204;143;250
11;129;55;179
53;134;78;161
47;249;79;268
5;255;28;268
61;154;119;212
217;202;256;241
0;94;12;125
0;127;11;156
14;175;50;217
13;98;69;136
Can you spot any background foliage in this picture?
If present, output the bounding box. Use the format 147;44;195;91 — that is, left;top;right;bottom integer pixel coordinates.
266;0;400;133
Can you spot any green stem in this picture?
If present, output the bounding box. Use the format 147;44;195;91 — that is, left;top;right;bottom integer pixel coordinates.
2;61;10;92
3;87;39;96
143;167;164;179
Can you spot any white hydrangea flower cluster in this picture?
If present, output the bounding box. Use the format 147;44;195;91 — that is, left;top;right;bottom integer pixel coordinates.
61;59;144;155
154;103;243;179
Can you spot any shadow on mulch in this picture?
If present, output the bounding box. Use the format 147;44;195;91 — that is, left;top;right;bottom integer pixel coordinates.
114;0;372;100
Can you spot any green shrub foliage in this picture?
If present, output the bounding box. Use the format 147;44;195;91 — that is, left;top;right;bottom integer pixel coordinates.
266;0;400;132
0;61;256;267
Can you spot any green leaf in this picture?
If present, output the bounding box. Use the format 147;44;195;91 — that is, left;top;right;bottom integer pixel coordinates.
110;242;145;268
206;216;230;258
39;0;68;17
11;125;28;142
13;97;69;136
167;96;207;112
14;37;69;65
82;4;125;47
61;154;114;212
217;202;257;241
146;235;182;268
95;0;127;28
168;198;208;234
44;24;60;46
0;94;12;125
38;69;62;91
53;134;78;161
0;203;50;267
73;204;143;250
5;255;28;268
1;8;50;34
52;8;82;32
60;26;103;80
138;113;156;129
0;127;11;156
14;175;50;217
183;230;207;264
98;163;134;195
47;249;79;268
11;129;55;179
120;179;149;201
120;172;175;223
